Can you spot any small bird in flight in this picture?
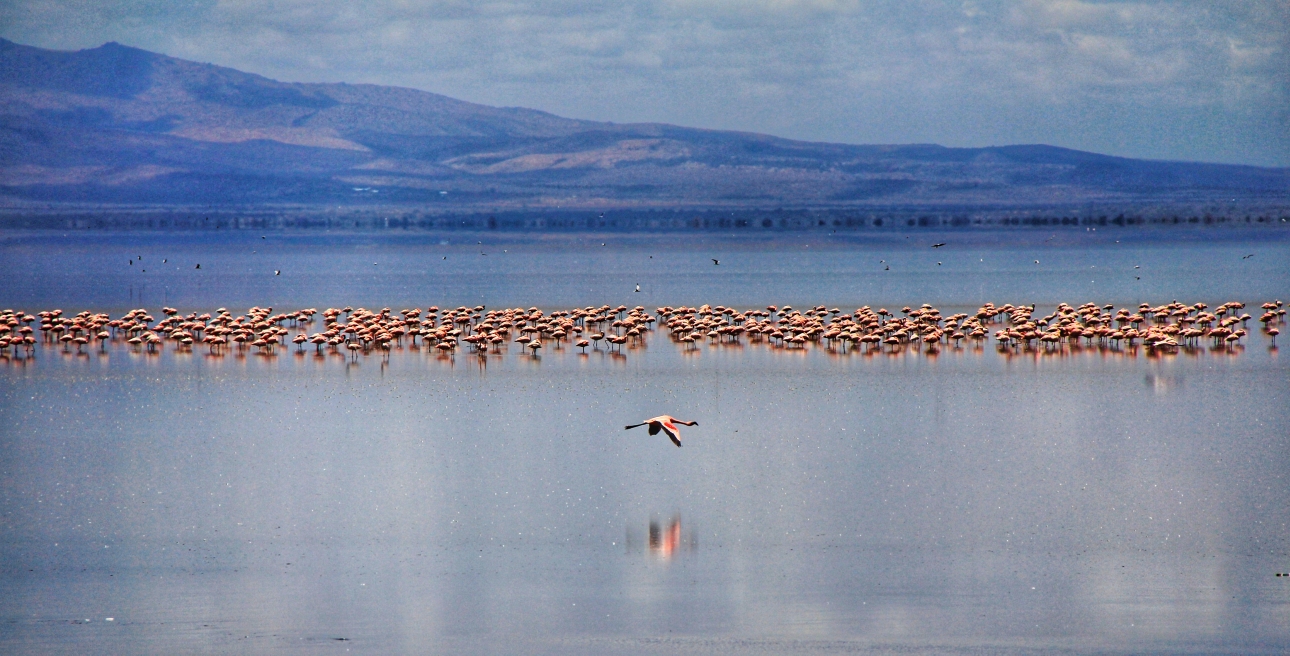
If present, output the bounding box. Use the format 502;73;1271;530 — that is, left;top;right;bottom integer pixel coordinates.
634;284;641;293
1243;254;1254;259
274;270;280;276
712;259;720;265
625;415;698;448
1034;260;1040;264
932;243;946;248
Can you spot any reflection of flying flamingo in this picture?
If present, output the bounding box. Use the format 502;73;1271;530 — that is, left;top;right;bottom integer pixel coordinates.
649;515;683;558
624;415;697;447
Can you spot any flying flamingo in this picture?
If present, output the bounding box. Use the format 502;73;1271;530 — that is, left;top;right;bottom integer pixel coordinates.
624;415;698;447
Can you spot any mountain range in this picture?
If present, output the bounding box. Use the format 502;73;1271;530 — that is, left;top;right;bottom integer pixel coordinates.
2;38;1287;210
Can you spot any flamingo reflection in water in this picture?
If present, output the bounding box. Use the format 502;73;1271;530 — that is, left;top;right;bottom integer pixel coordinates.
650;515;684;558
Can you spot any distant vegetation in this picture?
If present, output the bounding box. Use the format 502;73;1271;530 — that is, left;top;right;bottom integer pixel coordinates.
1;206;1285;233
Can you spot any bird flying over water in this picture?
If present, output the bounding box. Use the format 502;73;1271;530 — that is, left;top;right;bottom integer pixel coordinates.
274;270;280;276
625;415;698;447
712;259;720;265
1243;254;1254;259
635;284;641;292
932;243;946;248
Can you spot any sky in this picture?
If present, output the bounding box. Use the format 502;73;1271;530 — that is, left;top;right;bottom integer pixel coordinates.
2;0;1287;167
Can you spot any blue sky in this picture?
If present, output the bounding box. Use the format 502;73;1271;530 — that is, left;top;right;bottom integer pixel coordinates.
3;0;1286;166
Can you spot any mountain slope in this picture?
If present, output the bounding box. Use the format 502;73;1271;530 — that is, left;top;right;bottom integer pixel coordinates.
2;38;1286;208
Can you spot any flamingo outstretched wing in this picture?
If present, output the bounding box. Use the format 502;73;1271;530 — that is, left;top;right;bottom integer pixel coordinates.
659;420;682;447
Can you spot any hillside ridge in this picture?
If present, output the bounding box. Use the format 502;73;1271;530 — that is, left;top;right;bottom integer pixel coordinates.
1;38;1286;209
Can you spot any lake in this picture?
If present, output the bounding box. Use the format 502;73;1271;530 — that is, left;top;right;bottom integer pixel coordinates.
1;227;1288;654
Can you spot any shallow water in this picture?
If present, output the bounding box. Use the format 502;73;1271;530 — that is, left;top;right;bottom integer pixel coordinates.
2;228;1289;654
1;227;1287;310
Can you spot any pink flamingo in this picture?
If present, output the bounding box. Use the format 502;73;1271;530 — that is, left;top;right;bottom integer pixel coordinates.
624;415;698;447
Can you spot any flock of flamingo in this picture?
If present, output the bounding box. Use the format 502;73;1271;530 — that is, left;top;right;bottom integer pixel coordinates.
0;300;1283;362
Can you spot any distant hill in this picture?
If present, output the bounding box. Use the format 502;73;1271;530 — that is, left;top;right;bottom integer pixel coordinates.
2;38;1287;209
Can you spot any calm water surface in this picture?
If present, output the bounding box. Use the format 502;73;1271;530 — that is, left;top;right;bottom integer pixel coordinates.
2;228;1289;654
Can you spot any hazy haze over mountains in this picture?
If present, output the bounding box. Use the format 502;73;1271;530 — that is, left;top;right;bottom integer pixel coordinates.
1;39;1286;210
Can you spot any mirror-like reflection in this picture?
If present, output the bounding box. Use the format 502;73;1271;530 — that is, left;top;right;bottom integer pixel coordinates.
1;230;1289;655
624;515;697;560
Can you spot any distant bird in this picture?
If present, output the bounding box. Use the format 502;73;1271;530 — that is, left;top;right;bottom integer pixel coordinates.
712;259;719;265
625;415;698;448
635;284;641;293
261;236;266;239
884;265;889;271
1135;276;1140;280
274;270;281;275
162;259;167;263
1243;254;1255;259
932;243;946;248
1034;260;1040;264
937;262;942;266
195;264;200;269
129;260;133;266
1134;265;1140;269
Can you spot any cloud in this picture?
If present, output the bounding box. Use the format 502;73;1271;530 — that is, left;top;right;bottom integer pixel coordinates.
1;0;1286;165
